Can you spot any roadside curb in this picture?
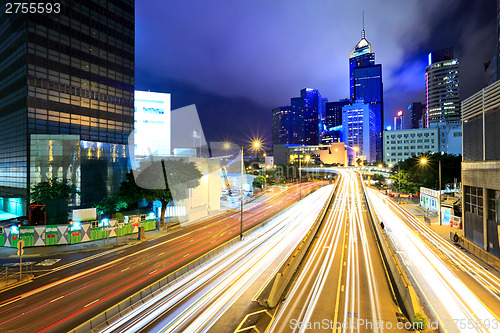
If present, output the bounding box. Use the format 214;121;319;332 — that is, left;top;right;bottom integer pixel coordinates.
0;273;34;291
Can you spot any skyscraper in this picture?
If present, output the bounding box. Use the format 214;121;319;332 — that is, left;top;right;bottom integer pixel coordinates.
323;99;350;144
272;106;292;145
426;48;460;124
408;102;425;129
342;100;376;162
349;28;383;161
290;88;323;145
0;0;135;212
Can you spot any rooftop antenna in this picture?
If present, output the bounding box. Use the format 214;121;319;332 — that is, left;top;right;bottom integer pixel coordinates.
361;11;365;39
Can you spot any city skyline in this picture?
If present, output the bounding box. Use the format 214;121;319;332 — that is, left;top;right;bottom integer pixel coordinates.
136;0;496;144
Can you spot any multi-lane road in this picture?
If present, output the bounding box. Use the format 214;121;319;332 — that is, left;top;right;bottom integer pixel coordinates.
0;182;323;333
3;170;500;333
369;189;500;333
270;170;404;332
98;185;335;333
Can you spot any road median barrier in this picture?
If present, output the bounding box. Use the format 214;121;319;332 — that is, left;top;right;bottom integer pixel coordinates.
258;181;338;308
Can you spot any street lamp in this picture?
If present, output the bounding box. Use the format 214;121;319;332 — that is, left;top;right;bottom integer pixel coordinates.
420;157;442;225
225;140;261;241
353;146;359;166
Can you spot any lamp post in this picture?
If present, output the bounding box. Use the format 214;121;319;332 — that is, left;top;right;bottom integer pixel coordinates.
224;140;261;240
398;162;401;204
299;152;302;200
420;157;442;225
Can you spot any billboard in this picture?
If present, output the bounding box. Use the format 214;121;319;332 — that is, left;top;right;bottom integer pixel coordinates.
134;91;171;157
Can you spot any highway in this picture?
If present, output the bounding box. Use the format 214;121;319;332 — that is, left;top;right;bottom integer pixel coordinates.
0;182;323;333
270;170;404;332
368;189;500;333
98;185;335;332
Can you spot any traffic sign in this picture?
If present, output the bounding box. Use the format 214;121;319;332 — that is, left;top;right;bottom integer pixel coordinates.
17;239;25;250
17;249;24;256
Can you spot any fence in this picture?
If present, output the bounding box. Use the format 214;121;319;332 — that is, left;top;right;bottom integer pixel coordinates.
450;232;500;272
0;218;156;248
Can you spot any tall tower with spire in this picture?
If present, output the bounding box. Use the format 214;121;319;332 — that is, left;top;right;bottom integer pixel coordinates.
349;20;383;161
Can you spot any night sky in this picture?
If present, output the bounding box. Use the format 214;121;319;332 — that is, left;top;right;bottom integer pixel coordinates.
135;0;496;147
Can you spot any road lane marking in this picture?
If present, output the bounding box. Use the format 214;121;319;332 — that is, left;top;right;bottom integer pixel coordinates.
121;267;130;272
149;269;158;275
333;214;348;331
157;252;165;256
84;299;99;307
50;295;65;303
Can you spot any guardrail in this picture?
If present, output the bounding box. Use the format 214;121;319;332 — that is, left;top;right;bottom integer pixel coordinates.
450;232;500;272
259;181;338;308
70;186;325;333
360;178;417;323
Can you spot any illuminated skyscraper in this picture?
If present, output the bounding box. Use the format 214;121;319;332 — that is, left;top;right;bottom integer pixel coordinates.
323;99;350;144
425;48;460;124
342;100;376;163
349;28;383;161
0;0;134;213
408;102;425;129
272;106;292;145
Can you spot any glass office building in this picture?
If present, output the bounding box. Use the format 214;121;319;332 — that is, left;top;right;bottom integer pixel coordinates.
0;0;134;213
349;29;383;161
272;106;292;145
425;48;460;124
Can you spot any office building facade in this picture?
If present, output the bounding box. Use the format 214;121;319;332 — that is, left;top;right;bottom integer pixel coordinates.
383;128;439;164
408;102;425;129
273;88;324;146
323;99;350;145
426;48;460;124
349;29;383;161
461;80;500;257
0;0;135;213
342;100;376;162
272;106;292;145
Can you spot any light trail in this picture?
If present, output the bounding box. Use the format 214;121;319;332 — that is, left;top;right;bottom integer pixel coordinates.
271;170;398;333
368;189;500;333
100;185;335;333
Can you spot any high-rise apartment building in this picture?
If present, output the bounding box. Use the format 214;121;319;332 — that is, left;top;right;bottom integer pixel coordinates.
0;0;135;213
349;29;383;161
425;48;460;124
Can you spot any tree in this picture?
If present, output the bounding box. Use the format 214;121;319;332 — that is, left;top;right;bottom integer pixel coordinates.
390;153;461;194
94;193;128;215
29;178;78;202
252;175;266;189
119;159;202;226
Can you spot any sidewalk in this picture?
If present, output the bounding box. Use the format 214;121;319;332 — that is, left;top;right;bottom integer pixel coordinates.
0;184;302;259
377;190;463;243
398;201;463;241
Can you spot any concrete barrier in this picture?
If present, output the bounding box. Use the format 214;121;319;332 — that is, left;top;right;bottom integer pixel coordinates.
360;180;417;323
260;182;338;308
